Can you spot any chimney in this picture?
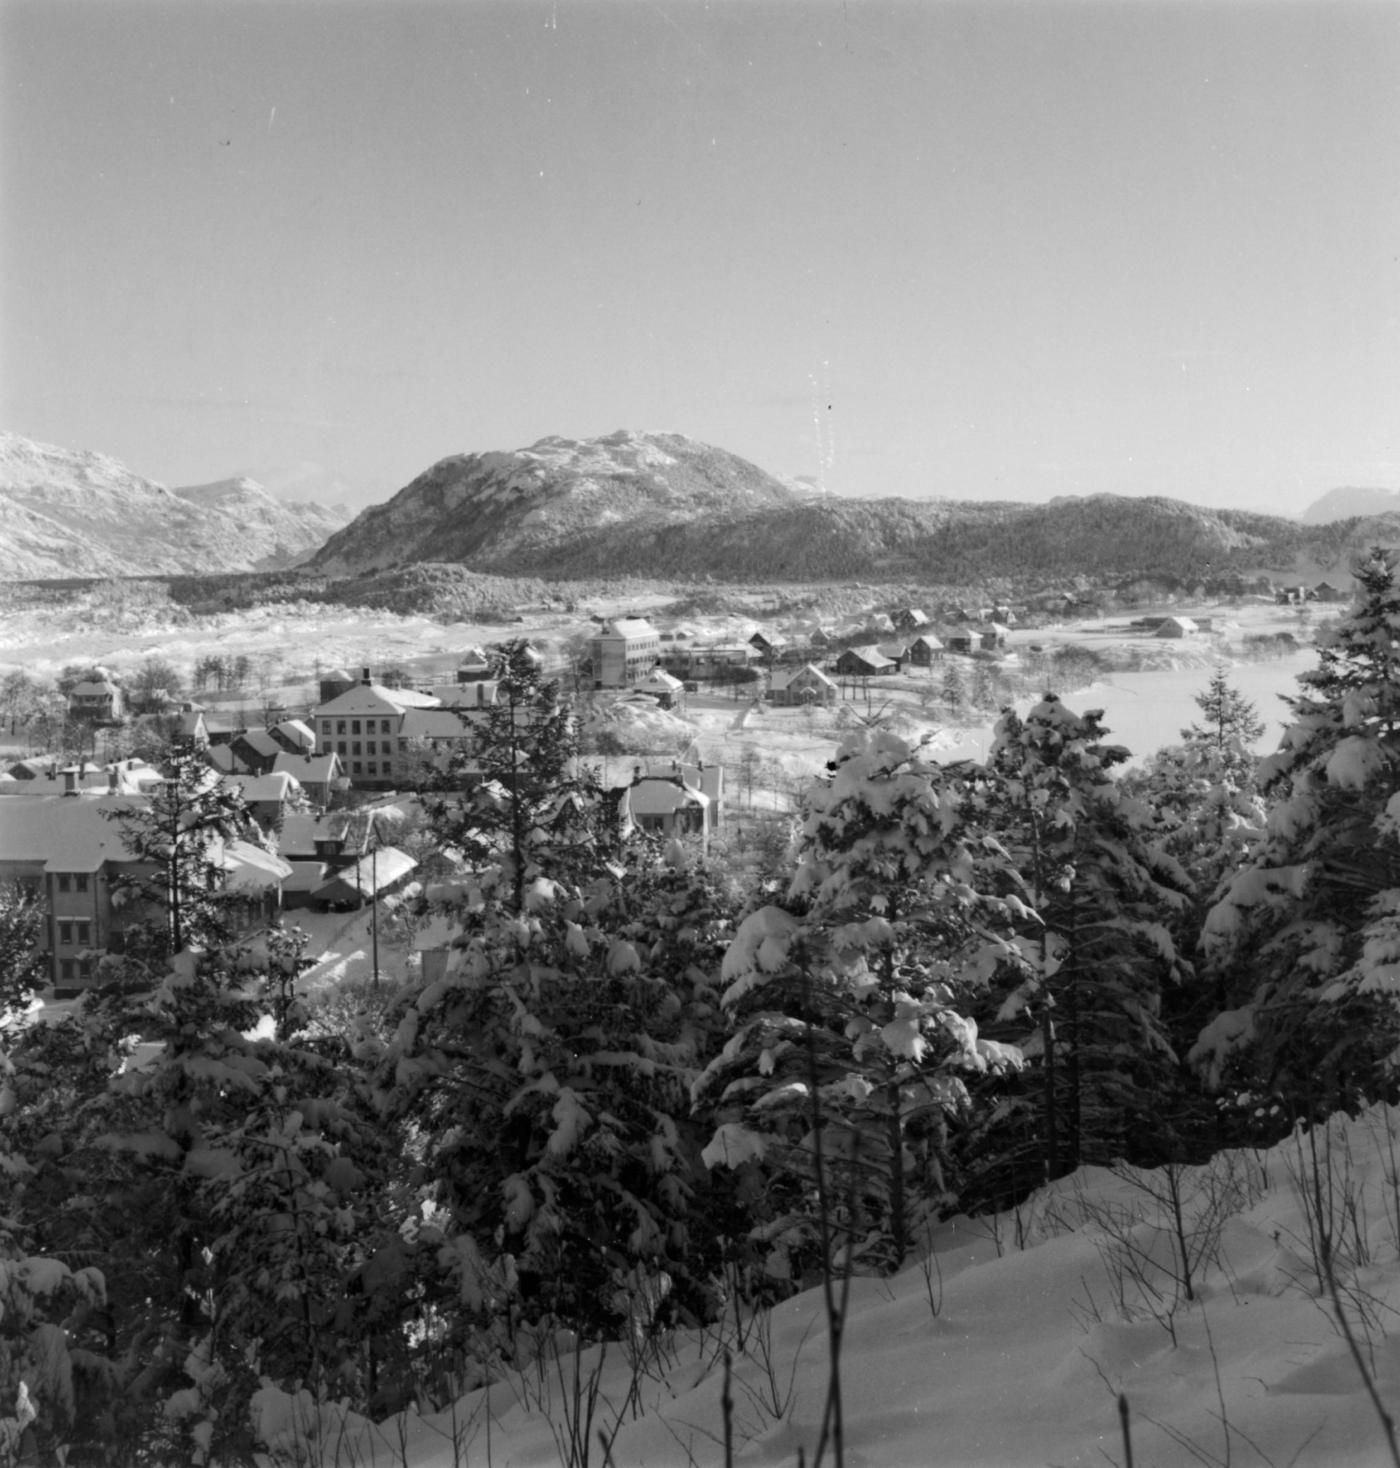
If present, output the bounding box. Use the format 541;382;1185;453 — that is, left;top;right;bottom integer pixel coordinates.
361;667;372;685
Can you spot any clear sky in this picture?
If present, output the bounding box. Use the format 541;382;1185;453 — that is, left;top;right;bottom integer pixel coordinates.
4;0;1399;513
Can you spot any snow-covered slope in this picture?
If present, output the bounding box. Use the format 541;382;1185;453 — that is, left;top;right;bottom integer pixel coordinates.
254;1105;1400;1467
0;432;348;579
308;429;805;576
171;476;349;561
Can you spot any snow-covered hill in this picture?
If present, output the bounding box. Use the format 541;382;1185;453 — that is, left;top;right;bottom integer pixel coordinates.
251;1104;1400;1467
0;432;348;579
307;429;806;576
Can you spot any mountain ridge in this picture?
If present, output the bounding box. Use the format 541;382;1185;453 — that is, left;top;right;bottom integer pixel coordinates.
0;432;350;579
309;431;1394;586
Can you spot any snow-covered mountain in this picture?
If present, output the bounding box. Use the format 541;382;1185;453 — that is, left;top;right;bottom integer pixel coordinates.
308;429;805;576
0;433;350;580
171;476;349;555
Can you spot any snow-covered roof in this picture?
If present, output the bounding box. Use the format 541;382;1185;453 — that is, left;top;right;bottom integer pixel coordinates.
274;718;316;750
601;617;658;638
214;839;293;892
225;771;303;804
69;679;119;697
313;846;416;903
400;707;480;740
839;644;897;670
0;794;151;871
271;751;341;784
621;778;710;818
770;663;838;692
313;683;441;716
636;669;685;693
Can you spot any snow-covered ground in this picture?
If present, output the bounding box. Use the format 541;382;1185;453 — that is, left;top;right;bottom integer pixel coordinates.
253;1104;1400;1468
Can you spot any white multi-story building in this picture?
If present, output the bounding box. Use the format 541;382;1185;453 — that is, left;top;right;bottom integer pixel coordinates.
590;617;661;688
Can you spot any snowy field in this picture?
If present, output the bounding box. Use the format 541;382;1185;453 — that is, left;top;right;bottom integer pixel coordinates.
252;1104;1400;1468
0;590;1320;780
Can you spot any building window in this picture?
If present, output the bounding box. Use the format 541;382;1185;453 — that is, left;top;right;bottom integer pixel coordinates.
60;959;74;984
352;742;361;756
59;921;73;945
381;719;392;734
352;761;362;774
75;874;88;893
338;741;348;755
57;874;71;893
322;720;333;736
337;720;347;735
351;720;361;735
366;762;377;776
77;920;91;945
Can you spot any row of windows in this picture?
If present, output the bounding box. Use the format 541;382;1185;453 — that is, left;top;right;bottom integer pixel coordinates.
55;873;90;893
331;740;396;758
320;718;396;737
58;957;94;984
57;920;92;947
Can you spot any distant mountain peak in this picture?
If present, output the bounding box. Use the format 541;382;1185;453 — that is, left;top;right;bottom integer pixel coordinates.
1300;486;1400;524
0;431;350;579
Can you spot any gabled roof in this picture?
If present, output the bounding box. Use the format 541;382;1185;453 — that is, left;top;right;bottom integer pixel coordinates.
277;812;344;860
769;663;838;692
0;794;148;871
69;679;119;697
837;644;897;671
313;683;441;717
224;771;303;804
908;632;944;650
601;617;658;638
636;669;685;693
236;729;283;758
271;751;342;785
273;718;316;750
622;778;710;818
215;839;293;892
313;846;416;903
400;707;484;740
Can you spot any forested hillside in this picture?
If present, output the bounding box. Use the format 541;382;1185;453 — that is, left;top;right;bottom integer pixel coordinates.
8;570;1400;1463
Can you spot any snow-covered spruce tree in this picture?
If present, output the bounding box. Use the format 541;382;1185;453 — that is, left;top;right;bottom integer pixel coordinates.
382;839;740;1352
1183;666;1266;774
980;696;1191;1186
4;933;396;1462
1196;549;1400;1127
1125;672;1268;1068
101;741;263;965
693;727;1026;1280
428;638;611;914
